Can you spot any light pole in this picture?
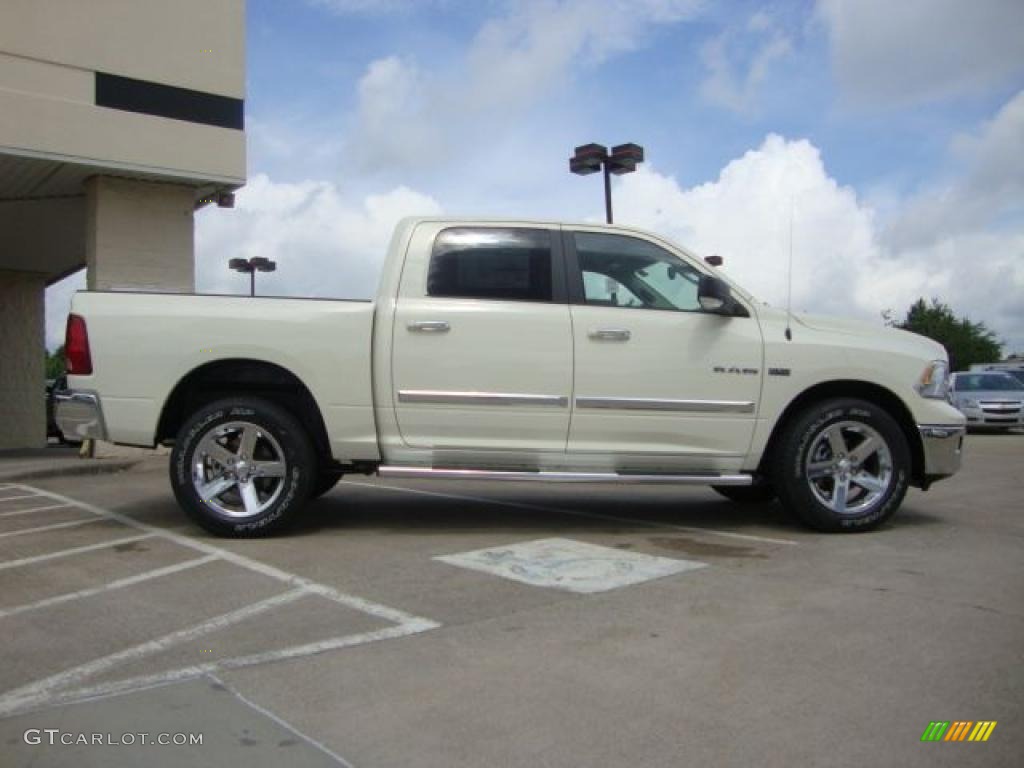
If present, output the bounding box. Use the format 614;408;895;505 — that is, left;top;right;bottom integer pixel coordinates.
569;143;644;223
228;257;277;297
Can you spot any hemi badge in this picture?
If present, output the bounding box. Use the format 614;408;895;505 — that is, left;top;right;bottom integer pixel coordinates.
768;367;791;377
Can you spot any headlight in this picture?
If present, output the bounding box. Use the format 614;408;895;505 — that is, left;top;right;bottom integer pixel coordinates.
960;398;979;408
915;360;949;399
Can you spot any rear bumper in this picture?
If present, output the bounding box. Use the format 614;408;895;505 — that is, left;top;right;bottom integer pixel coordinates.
918;424;965;479
55;390;108;442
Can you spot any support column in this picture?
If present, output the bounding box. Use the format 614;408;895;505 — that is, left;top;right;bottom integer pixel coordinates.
0;270;46;450
85;176;195;292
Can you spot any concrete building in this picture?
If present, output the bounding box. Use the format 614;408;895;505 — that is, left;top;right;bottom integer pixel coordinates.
0;0;246;450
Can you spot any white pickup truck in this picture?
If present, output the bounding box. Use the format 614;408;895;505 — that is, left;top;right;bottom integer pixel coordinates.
57;217;965;536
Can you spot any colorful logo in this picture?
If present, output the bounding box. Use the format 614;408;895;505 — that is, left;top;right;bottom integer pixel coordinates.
921;721;997;742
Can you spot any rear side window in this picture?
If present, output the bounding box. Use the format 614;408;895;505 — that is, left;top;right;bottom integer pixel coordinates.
428;228;553;302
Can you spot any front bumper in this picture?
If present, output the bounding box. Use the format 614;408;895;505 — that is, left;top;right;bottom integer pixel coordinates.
918;424;965;478
55;390;108;442
959;406;1024;427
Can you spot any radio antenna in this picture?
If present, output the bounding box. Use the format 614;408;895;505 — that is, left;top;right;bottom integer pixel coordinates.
785;195;794;341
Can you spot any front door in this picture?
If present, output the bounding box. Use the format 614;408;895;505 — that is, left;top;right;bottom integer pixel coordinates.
565;228;763;464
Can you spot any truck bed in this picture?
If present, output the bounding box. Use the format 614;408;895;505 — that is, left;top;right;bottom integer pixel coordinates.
70;291;379;459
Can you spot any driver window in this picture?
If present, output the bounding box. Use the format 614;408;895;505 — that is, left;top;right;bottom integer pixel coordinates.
582;271;644;307
574;232;702;312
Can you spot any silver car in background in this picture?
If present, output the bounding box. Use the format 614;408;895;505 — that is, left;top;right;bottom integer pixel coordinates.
949;372;1024;431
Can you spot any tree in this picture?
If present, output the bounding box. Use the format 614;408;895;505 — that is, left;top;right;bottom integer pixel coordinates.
45;345;65;379
892;298;1002;371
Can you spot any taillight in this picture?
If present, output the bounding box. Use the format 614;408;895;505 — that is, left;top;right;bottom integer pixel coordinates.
65;314;93;375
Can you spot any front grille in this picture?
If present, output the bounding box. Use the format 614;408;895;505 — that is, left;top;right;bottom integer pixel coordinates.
979;400;1022;415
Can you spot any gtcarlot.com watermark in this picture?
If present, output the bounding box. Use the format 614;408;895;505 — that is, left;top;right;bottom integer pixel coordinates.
24;729;203;747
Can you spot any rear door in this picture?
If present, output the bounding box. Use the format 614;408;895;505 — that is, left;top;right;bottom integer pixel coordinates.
391;222;573;454
564;228;763;464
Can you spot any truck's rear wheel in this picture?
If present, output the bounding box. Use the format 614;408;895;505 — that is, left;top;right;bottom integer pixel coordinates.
170;397;315;537
772;398;910;532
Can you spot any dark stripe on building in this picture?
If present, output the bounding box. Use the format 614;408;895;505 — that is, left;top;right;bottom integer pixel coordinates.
95;72;243;130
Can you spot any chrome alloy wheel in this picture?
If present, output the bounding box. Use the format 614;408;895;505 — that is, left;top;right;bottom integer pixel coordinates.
191;420;287;519
804;420;893;516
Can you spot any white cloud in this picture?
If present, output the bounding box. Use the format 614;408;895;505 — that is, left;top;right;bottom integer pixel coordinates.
699;12;792;114
195;174;442;300
347;56;441;173
818;0;1024;107
346;0;703;172
885;89;1024;250
614;132;1024;351
466;0;702;107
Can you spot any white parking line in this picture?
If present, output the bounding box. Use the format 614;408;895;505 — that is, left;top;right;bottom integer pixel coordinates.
0;589;309;718
0;517;105;539
0;534;156;571
0;502;74;518
32;620;440;718
341;480;800;546
12;484;441;629
0;484;442;719
0;555;220;619
0;494;45;503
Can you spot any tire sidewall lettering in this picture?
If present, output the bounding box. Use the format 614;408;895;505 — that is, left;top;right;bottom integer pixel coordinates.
776;398;910;532
169;398;314;537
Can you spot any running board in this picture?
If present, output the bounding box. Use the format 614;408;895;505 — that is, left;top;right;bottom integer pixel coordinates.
377;466;753;486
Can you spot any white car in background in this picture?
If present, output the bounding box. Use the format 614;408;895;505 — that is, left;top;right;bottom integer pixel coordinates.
949;372;1024;431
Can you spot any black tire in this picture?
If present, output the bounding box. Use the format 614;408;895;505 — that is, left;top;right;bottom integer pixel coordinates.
712;483;777;504
170;397;315;537
310;470;343;500
772;398;910;533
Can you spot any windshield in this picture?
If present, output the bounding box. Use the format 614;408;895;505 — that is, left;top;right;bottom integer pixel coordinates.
997;370;1024;386
954;373;1023;392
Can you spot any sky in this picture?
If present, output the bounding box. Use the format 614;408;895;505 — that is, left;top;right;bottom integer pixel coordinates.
46;0;1024;352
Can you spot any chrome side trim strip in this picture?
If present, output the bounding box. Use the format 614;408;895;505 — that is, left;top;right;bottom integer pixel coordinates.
398;390;569;407
378;466;753;485
575;397;756;414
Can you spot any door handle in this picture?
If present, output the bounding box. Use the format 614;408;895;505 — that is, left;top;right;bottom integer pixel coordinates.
589;328;631;341
408;320;450;333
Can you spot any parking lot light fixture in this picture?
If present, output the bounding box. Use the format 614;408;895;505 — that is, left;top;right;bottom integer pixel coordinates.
229;257;277;297
569;142;644;224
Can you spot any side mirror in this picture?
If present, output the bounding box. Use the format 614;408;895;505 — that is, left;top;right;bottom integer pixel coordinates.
698;274;738;314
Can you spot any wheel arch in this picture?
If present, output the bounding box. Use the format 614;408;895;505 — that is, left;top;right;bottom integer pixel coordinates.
156;359;333;465
760;379;926;487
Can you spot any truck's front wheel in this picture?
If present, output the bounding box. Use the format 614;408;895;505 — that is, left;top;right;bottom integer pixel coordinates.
773;398;910;532
170;398;315;537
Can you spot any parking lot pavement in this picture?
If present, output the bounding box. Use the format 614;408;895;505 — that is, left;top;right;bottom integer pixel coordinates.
1;434;1022;767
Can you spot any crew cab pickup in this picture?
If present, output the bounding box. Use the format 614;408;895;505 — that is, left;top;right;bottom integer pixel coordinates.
57;217;965;536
